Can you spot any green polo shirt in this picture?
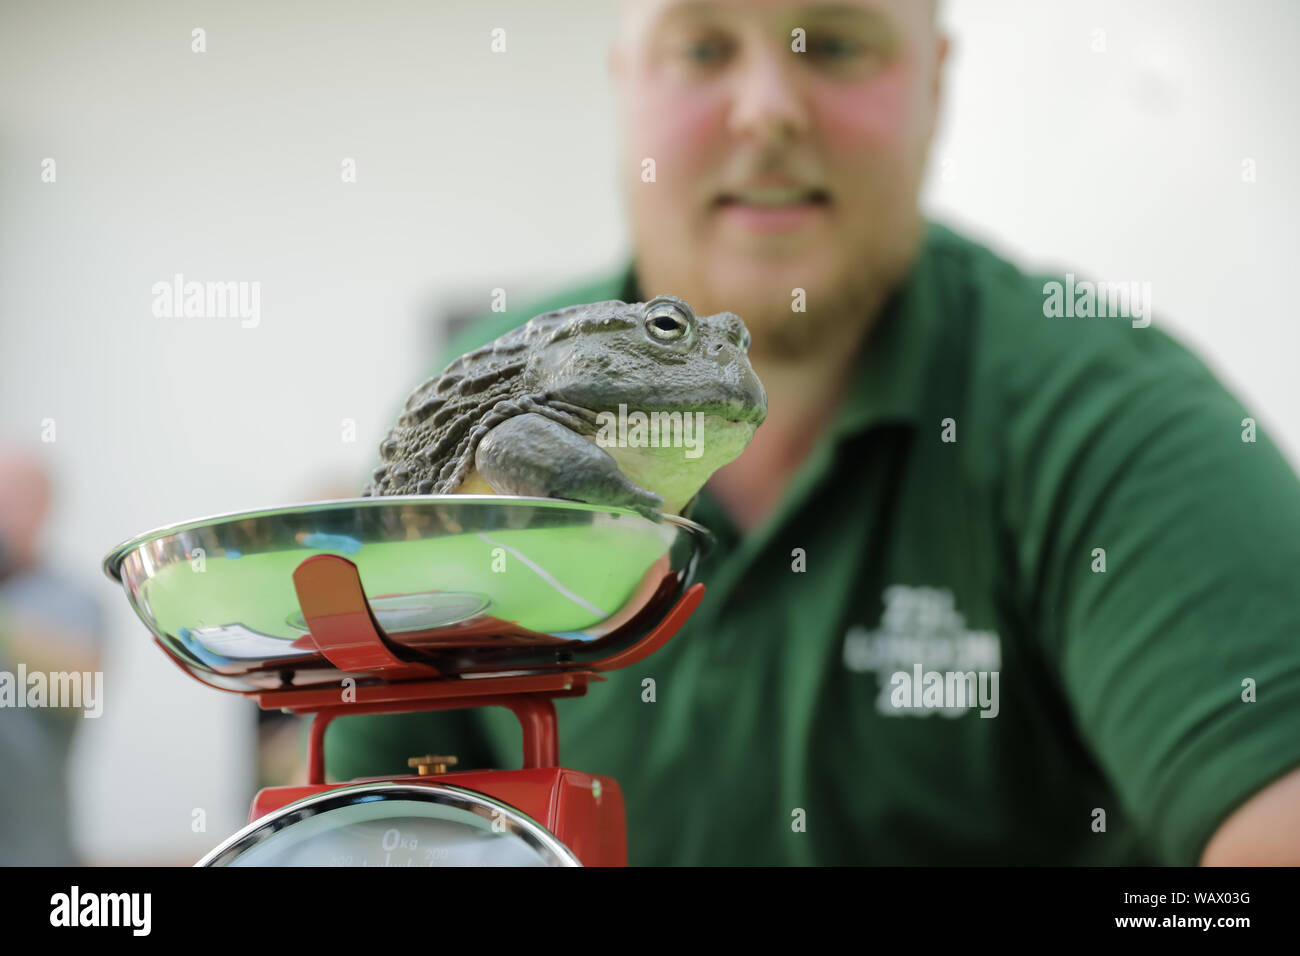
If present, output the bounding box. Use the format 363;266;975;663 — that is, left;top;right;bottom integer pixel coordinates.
327;221;1300;865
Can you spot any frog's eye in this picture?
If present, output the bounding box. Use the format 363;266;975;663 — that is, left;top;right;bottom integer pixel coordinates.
738;326;751;353
644;299;692;343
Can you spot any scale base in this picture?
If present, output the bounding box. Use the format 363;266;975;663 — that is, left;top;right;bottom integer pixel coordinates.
249;767;627;866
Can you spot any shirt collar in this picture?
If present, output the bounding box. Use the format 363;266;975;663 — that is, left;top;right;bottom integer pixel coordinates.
827;225;944;440
618;221;945;443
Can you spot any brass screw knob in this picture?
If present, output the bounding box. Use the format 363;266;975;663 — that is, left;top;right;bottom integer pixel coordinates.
408;754;458;776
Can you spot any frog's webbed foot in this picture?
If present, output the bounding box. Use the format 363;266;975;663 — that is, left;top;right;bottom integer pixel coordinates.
475;413;665;521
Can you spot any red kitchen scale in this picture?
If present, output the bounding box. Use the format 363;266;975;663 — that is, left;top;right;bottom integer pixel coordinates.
101;495;711;866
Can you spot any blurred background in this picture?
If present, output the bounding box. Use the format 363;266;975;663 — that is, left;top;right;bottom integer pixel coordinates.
0;0;1296;863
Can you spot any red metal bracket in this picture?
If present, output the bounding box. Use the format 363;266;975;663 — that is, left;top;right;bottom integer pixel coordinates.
156;552;708;783
291;553;441;680
299;693;573;784
258;670;606;784
273;580;707;784
586;582;704;672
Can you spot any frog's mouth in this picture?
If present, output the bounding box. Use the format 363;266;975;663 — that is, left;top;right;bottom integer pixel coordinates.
537;392;758;448
592;412;758;515
600;389;767;425
606;403;766;426
525;397;760;514
544;396;766;432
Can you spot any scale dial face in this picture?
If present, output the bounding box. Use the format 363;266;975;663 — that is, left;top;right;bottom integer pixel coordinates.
198;783;581;867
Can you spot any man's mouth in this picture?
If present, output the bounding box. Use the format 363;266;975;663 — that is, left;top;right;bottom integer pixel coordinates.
714;186;831;208
712;187;831;232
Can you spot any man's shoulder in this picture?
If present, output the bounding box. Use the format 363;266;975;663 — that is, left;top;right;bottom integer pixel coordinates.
925;221;1235;424
436;265;633;372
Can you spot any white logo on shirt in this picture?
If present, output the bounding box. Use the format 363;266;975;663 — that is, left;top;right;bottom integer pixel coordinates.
842;585;1001;718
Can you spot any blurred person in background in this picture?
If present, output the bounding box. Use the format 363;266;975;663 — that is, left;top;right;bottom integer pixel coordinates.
0;444;104;865
329;0;1300;865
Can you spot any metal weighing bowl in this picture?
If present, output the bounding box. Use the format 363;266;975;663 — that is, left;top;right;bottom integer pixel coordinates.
102;495;713;691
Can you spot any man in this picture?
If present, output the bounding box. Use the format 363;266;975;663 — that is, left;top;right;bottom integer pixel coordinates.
329;0;1300;864
0;447;104;864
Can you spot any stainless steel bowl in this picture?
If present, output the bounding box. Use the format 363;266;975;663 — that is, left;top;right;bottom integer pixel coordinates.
102;495;712;691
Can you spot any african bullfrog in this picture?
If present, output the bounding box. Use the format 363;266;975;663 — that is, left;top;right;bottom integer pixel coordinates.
361;294;766;518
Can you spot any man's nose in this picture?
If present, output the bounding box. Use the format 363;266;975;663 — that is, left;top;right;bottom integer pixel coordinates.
727;48;810;143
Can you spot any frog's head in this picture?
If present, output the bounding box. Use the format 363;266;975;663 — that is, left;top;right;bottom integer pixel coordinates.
526;294;767;514
531;294;767;426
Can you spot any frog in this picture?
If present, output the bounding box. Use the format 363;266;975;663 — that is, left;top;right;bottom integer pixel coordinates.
360;294;766;520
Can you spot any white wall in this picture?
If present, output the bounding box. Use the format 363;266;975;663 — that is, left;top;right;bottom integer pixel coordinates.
0;0;1295;862
927;0;1300;465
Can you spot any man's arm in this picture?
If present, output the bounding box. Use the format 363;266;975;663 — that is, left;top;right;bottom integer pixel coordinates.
996;273;1300;866
1201;764;1300;865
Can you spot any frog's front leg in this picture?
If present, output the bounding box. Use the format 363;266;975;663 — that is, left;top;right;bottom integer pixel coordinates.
474;412;664;520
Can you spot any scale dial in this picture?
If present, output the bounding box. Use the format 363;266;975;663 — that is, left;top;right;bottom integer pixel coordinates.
197;782;581;867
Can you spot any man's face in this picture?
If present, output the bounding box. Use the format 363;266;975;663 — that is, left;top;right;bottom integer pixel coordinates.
612;0;946;358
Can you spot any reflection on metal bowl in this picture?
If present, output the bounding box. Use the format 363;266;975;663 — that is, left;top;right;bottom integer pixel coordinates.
102;495;712;691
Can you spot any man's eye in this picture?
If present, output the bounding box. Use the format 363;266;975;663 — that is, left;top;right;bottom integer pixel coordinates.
683;37;732;64
807;35;866;59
